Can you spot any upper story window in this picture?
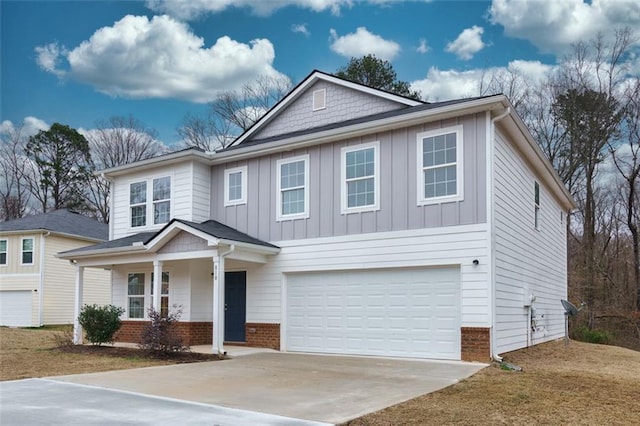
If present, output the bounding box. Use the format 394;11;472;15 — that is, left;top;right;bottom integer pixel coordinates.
21;237;34;265
276;155;309;221
224;166;247;206
534;181;541;230
313;89;326;111
0;239;7;266
417;126;464;205
341;141;380;214
130;176;171;228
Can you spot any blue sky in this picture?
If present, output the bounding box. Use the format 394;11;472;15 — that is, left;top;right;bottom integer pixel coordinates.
1;0;638;146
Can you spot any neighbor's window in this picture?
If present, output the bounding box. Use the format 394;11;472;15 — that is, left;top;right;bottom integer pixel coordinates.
130;176;171;228
127;273;145;319
534;181;541;230
277;155;309;220
21;237;34;265
130;181;147;227
0;239;7;265
224;166;247;206
341;141;380;213
151;272;170;316
417;125;463;205
153;177;171;225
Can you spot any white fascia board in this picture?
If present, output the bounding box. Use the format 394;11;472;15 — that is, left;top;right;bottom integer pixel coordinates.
229;71;422;148
215;96;508;164
0;230;104;243
217;238;280;255
99;150;212;178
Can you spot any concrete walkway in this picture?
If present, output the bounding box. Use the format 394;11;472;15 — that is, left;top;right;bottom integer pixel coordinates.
49;352;486;424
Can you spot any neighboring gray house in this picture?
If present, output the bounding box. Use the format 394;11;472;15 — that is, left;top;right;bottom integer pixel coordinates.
1;210;111;326
58;71;575;362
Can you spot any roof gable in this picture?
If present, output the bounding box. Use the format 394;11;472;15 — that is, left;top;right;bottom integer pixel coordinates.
0;210;108;241
229;70;423;148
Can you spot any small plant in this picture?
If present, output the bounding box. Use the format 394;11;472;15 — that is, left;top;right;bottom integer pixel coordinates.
574;325;612;345
77;304;125;345
52;326;74;347
140;306;189;354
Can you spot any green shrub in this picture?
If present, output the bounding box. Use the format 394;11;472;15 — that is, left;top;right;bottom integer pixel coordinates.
77;304;125;345
574;325;612;344
140;306;189;354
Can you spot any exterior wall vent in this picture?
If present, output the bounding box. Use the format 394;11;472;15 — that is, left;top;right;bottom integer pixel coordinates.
313;89;326;111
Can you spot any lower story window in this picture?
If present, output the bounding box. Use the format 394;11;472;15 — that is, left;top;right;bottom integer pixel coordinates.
151;272;170;316
127;273;145;319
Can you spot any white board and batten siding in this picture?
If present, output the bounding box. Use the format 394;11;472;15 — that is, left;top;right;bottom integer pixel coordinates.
110;161;210;240
493;131;567;354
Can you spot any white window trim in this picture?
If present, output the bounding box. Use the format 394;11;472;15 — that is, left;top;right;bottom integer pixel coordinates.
126;270;171;320
224;166;248;206
0;238;7;266
535;181;541;231
20;236;34;266
312;89;326;111
416;125;464;206
128;174;173;231
276;155;310;221
341;141;381;214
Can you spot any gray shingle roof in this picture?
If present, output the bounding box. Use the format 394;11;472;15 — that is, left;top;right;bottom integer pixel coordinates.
0;210;108;241
60;232;156;255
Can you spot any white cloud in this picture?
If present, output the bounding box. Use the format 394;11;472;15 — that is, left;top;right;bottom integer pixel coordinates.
417;38;430;54
411;60;555;101
291;23;310;36
145;0;354;19
489;0;640;54
446;26;485;60
0;117;50;137
329;27;401;61
35;43;67;78
35;15;288;103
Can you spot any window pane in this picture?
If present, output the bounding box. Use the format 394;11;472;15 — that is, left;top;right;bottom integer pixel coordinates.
131;205;146;227
154;201;170;224
0;240;6;251
130;182;146;204
128;273;145;295
445;146;456;163
22;239;33;251
424;165;456;198
0;253;6;265
129;297;144;319
153;177;171;201
347;177;375;208
282;188;305;215
22;252;33;264
534;182;540;205
228;171;242;201
281;160;305;189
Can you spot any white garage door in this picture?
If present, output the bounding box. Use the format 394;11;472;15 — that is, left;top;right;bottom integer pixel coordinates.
286;267;460;360
0;291;33;327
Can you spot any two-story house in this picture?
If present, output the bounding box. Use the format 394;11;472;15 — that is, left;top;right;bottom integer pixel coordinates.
1;209;111;327
59;71;575;362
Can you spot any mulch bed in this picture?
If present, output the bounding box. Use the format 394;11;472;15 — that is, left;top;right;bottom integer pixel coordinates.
55;345;223;363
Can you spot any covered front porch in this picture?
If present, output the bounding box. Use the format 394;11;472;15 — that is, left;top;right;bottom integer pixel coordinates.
57;219;280;355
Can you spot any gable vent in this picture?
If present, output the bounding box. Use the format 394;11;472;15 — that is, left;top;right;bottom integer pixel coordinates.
313;89;326;111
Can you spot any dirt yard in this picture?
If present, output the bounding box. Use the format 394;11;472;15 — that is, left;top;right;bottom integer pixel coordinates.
2;327;638;425
347;340;640;425
0;327;219;381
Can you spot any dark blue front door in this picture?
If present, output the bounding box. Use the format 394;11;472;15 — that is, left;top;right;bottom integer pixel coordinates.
224;271;246;342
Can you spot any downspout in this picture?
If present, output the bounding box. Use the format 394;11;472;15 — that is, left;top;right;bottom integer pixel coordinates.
38;231;50;326
488;107;510;362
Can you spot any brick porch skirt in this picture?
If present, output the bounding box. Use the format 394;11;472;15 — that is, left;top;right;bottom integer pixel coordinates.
115;321;281;349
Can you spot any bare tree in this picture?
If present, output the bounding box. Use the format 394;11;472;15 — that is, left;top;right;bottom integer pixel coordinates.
84;115;165;222
0;126;32;220
177;75;293;151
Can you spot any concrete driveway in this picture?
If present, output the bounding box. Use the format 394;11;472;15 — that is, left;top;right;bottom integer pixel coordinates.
2;352;485;425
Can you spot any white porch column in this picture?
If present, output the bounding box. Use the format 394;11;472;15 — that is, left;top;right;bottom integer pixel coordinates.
212;255;226;355
152;260;163;313
73;265;84;345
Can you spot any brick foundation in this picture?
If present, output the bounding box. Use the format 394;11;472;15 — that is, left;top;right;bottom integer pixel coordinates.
115;321;213;346
461;327;491;362
245;322;280;350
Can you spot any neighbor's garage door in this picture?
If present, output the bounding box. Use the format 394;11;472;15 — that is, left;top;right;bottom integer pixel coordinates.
286;267;460;360
0;290;33;327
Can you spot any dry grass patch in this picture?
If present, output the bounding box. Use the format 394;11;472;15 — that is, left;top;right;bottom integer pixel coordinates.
0;327;218;382
347;340;640;426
